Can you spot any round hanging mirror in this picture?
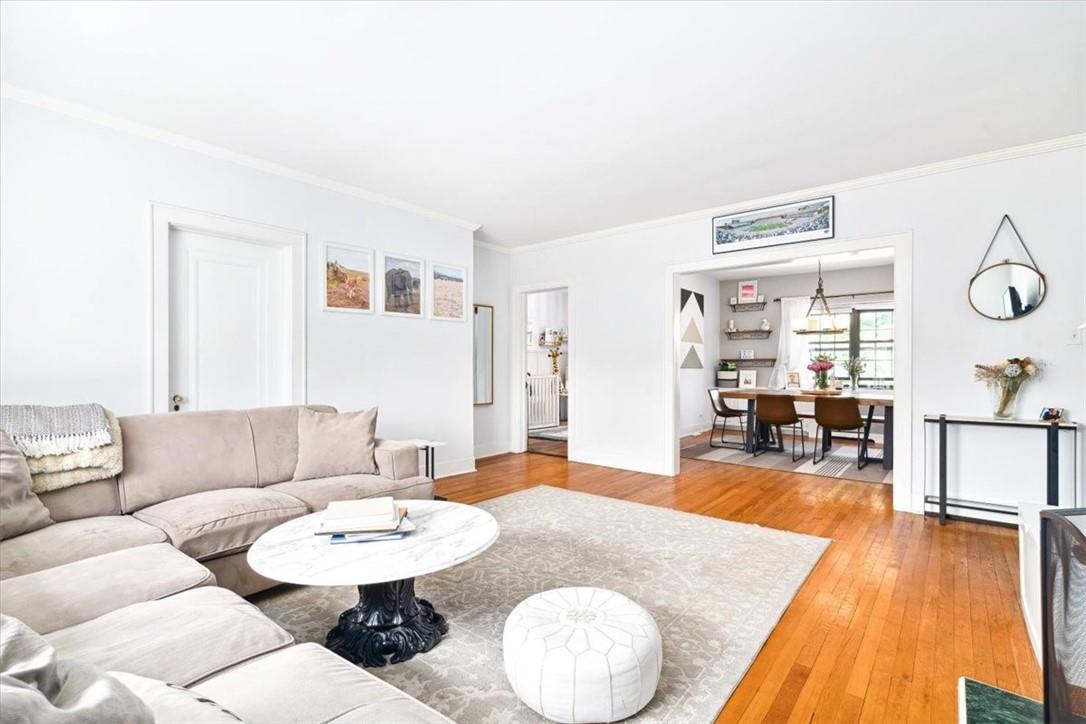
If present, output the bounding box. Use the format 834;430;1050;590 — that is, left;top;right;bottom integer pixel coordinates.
968;261;1046;320
968;214;1047;321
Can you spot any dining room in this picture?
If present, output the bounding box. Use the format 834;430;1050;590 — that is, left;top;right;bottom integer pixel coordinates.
677;247;897;484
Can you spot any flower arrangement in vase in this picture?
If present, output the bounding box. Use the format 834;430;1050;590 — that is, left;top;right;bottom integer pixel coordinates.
807;354;835;390
974;357;1040;418
845;356;866;389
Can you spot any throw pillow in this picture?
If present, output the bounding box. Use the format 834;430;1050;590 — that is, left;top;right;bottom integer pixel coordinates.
293;406;378;481
0;430;53;540
109;671;243;724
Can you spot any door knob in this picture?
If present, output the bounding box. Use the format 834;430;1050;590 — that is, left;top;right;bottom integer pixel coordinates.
171;394;183;412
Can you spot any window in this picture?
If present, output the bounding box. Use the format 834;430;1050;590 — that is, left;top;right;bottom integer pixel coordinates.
803;307;894;390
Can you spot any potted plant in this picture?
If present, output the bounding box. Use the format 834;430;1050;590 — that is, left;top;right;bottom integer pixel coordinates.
807;354;835;391
717;360;738;381
974;357;1040;418
845;356;865;389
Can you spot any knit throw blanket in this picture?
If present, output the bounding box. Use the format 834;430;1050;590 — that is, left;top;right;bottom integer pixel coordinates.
0;404;112;458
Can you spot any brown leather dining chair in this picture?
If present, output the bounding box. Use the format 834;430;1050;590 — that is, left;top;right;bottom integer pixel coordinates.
707;389;746;449
813;397;870;468
753;394;806;462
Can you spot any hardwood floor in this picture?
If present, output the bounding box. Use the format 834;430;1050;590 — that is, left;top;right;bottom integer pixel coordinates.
437;451;1041;723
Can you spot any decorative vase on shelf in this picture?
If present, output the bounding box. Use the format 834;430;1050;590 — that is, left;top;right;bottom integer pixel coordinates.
974;356;1040;420
990;384;1020;419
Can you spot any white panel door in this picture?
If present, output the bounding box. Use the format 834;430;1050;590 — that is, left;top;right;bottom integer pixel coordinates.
168;229;292;411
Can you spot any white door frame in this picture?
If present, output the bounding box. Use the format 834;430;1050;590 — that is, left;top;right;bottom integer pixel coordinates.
510;280;575;454
150;203;307;413
663;231;916;513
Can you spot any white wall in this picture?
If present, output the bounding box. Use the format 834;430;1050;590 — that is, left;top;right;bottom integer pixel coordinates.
506;143;1085;514
472;245;511;459
0;99;477;476
719;264;895;387
677;273;720;437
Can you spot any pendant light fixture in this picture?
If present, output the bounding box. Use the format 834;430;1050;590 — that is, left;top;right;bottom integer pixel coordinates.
806;260;834;319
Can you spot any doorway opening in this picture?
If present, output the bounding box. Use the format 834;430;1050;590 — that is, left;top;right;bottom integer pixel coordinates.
524;287;569;458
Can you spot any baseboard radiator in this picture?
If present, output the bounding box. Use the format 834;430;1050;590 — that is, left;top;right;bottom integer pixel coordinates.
527;375;560;430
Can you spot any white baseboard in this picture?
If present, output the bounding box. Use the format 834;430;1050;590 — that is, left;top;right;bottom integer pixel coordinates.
434;457;476;479
473;442;512;460
679;423;712;438
568;448;671;477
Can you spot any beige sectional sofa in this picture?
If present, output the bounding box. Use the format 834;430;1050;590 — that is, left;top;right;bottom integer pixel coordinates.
0;404;452;723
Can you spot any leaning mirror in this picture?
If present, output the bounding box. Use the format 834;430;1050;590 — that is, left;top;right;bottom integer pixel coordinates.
969;262;1046;320
969;214;1046;321
473;304;494;405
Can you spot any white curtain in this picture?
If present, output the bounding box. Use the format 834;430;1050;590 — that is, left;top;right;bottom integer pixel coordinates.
768;296;811;388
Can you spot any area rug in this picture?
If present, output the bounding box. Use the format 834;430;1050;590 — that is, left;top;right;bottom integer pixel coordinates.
251;486;829;723
681;436;893;484
528;425;568;441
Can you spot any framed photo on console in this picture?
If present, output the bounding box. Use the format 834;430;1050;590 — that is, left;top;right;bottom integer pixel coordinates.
713;196;834;255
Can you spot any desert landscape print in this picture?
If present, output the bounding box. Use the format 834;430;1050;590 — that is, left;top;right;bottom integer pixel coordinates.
431;264;466;320
325;244;372;312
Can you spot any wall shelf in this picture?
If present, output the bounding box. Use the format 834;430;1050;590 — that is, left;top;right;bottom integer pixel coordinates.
720;357;776;368
729;301;767;312
725;329;771;340
792;328;847;336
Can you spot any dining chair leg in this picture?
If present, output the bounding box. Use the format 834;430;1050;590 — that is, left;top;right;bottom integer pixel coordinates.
709;415;723;448
791;423;806;462
813;424;824;464
856;428;869;469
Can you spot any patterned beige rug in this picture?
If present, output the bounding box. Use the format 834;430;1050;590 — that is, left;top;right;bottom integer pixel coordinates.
681;436;893;484
251;486;829;723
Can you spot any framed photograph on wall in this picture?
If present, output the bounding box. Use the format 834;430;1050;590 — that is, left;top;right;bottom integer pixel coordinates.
737;280;759;304
380;253;425;318
739;348;755;360
323;243;374;314
430;262;467;321
738;370;758;389
713;196;834;255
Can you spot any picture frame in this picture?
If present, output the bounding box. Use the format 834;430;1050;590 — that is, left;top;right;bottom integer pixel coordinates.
739;348;755;360
785;371;801;389
380;253;425;318
738;370;758;389
1039;407;1064;422
737;280;759;304
712;195;834;255
323;243;374;314
429;262;468;322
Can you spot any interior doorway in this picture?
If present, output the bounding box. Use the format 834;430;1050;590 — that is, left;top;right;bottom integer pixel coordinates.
151;204;307;413
524;287;569;457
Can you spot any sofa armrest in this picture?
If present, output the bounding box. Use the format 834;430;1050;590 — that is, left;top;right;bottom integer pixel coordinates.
374;440;421;480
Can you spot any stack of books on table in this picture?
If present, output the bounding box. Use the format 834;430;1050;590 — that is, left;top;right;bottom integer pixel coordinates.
315;496;415;544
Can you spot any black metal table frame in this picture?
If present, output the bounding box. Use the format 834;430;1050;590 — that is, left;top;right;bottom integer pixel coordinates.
925;415;1077;525
742;399;893;470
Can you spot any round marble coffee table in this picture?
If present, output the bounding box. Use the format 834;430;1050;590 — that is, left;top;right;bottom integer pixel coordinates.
248;499;499;667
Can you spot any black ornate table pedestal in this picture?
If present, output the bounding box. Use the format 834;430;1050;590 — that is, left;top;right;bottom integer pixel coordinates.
325;578;448;667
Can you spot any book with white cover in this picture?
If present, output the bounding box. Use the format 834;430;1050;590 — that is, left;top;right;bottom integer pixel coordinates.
317;500;407;535
329;518;417;544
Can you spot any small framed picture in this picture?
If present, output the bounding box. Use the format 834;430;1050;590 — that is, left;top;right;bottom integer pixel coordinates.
429;262;467;321
737;280;759;304
323;243;374;314
738;370;758;389
739;348;755;360
381;253;425;318
1040;408;1064;421
729;296;738;305
785;371;801;389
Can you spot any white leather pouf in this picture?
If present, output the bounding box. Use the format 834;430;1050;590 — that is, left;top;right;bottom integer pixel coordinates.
503;587;662;723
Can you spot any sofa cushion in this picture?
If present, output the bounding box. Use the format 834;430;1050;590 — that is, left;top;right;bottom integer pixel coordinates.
201;551;281;597
293;407;378;481
245;404;336;486
132;487;308;561
1;614;154;724
119;410;258;512
1;543;215;634
109;671;244;724
37;477;122;521
0;430;54;540
271;474;433;511
0;516;167;580
194;643;454;724
45;586;293;687
375;439;421;480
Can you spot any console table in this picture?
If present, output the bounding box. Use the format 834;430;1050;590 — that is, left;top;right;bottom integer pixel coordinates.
923;414;1078;525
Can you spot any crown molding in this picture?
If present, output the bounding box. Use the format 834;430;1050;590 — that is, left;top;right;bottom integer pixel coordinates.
503;132;1086;254
473;239;513;255
0;82;482;232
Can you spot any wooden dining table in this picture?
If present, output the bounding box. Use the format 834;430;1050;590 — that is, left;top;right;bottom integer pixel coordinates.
717;388;895;469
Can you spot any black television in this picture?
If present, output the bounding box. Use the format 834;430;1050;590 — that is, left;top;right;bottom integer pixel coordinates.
1041;508;1086;723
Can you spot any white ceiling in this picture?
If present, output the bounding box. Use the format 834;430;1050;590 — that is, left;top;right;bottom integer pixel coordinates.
2;1;1083;247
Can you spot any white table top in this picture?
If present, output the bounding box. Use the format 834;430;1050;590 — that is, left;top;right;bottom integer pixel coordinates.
247;500;499;587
